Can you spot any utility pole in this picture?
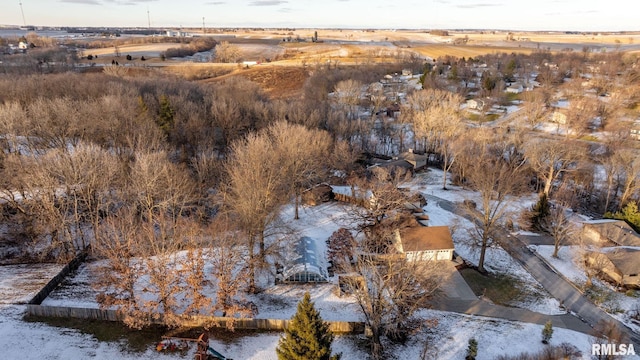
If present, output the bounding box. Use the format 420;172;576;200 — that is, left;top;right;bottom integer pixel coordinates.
202;17;205;34
147;7;151;29
19;1;27;27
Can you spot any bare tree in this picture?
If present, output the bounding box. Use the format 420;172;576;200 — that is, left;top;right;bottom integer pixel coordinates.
206;217;256;328
223;132;287;291
93;209;149;329
407;89;463;189
214;41;242;63
341;239;446;360
461;131;526;273
266;121;333;219
524;138;584;197
333;79;362;121
541;205;575;258
615;149;640;209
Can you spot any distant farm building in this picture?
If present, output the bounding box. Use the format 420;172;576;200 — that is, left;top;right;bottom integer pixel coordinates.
282;237;328;283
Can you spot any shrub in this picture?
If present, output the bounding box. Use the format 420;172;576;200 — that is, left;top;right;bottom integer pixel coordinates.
541;320;553;344
466;338;478;360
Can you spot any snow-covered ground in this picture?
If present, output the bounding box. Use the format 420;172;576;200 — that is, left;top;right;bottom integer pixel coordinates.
0;303;597;360
1;166;605;359
410;169;564;314
532;244;640;335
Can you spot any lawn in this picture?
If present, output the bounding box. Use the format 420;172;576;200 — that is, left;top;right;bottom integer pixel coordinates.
459;267;525;306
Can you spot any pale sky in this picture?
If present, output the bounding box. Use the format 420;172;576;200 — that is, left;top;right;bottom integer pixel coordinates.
1;0;637;31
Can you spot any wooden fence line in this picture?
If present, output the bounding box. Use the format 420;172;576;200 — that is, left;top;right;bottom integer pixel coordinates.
28;248;89;305
25;304;364;334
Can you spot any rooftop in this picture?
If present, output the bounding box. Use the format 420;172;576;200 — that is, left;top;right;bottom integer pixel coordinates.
399;225;454;252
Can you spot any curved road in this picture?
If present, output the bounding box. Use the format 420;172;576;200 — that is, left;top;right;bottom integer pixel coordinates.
427;194;640;348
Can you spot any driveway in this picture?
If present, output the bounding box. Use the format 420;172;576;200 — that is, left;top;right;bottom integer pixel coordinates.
439;260;477;301
426;194;640;347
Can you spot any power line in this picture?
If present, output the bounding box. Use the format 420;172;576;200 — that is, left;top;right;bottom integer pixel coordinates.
19;1;27;27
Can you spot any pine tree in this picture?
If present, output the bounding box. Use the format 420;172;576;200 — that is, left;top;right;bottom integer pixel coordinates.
276;292;340;360
530;193;550;230
542;320;553;344
465;338;478;360
156;95;174;137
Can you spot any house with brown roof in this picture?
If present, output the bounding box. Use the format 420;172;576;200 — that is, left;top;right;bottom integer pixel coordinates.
398;149;428;170
585;247;640;288
582;220;640;247
394;225;454;261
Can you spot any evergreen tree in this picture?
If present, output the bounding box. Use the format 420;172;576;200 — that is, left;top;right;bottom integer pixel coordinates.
276;292;340;360
465;338;478;360
605;202;640;233
529;193;550;231
542;320;553;344
156;95;174;137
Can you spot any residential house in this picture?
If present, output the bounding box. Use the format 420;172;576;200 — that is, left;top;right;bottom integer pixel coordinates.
331;185;375;208
398;149;427;170
376;159;414;177
302;183;334;206
505;83;524;94
630;120;640;141
585;247;640;288
466;99;485;110
551;111;567;125
385;103;401;118
582;220;640;247
395;225;455;261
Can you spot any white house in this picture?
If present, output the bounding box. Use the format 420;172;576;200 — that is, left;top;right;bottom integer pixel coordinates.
466;99;485;110
395;226;454;261
551;111;567;125
505;83;524;94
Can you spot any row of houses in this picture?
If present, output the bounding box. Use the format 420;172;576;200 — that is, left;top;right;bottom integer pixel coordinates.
582;220;640;288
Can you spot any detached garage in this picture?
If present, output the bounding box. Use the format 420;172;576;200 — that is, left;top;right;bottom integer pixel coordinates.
397;226;455;261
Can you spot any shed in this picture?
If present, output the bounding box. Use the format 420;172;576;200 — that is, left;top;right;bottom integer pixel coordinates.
282;237;328;283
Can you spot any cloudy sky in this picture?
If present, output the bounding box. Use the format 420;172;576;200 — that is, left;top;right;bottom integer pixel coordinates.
2;0;637;31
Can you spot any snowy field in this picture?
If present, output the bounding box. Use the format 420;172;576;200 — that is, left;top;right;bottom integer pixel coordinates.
0;303;597;360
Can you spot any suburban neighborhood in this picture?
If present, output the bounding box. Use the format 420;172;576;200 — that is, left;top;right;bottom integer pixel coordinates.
1;3;640;359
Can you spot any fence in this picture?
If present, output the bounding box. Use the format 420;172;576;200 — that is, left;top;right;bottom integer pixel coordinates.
28;248;89;305
25;304;364;334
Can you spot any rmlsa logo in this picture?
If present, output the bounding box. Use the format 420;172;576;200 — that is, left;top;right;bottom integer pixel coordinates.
592;343;636;356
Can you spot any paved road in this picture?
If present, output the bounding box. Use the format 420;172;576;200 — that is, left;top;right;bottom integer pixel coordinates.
434;259;594;333
426;194;640;348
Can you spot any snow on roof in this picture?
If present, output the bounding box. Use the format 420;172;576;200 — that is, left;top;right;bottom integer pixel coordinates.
583;220;640;247
282;237;328;283
592;247;640;275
